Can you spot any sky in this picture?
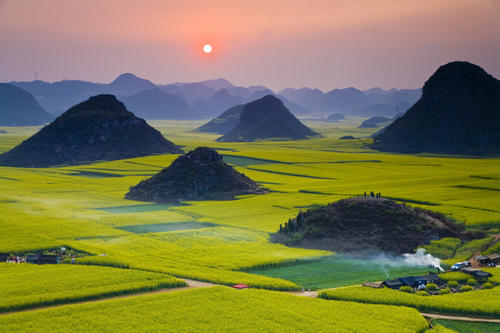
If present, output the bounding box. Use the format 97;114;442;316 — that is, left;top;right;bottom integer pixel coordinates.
1;0;499;91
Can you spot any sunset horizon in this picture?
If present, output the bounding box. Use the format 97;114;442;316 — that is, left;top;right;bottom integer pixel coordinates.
1;0;499;91
1;2;500;332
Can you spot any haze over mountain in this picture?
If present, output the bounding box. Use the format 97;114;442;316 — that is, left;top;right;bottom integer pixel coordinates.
217;95;318;142
10;73;422;122
0;83;53;126
372;61;500;155
278;86;420;116
104;73;157;96
126;147;266;202
9;73;155;116
0;95;182;167
122;88;193;120
326;113;346;122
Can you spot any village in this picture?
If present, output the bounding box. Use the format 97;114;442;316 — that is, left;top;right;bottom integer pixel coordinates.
0;247;87;265
362;253;499;295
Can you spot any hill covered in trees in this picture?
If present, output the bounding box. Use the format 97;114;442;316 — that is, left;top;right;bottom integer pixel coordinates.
217;95;318;142
273;197;477;254
372;61;500;155
0;95;182;167
126;147;267;202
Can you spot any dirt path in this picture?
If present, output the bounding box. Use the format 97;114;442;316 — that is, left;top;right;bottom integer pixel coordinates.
289;284;361;298
0;279;213;317
422;312;500;323
469;233;500;267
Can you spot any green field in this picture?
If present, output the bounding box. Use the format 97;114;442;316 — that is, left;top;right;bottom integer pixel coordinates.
250;255;431;290
0;286;430;333
433;319;500;333
1;120;500;328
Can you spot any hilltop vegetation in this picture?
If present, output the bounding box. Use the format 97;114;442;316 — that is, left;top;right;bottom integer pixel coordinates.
273;197;475;254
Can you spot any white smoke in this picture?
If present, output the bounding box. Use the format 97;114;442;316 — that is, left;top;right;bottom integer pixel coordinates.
366;248;443;273
402;248;443;271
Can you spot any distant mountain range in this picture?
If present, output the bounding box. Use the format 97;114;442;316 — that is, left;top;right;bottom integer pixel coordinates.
279;86;420;116
9;73;421;121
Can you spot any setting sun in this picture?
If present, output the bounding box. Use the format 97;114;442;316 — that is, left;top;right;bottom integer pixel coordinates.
203;44;213;54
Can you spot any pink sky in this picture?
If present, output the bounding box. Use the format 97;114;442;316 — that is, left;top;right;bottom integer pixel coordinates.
1;0;499;91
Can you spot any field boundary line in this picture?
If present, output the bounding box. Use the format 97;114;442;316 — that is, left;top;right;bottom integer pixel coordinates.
0;279;213;317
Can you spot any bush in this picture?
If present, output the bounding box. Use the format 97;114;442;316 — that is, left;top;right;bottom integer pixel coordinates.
415;291;429;296
304;225;323;239
439;288;450;295
286;233;303;245
447;280;459;288
399;286;413;293
466;278;477;286
460;285;473;292
483;282;493;289
425;283;438;291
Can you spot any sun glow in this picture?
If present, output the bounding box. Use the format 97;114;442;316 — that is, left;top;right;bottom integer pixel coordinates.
203;44;213;54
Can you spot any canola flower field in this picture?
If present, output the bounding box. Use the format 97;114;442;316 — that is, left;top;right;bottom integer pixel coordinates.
1;120;500;327
0;263;184;312
319;276;500;318
0;286;431;333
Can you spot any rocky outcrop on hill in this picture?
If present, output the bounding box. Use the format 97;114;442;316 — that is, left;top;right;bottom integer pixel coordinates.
0;95;182;167
125;147;267;202
273;197;476;254
0;83;53;126
217;95;318;142
372;61;500;155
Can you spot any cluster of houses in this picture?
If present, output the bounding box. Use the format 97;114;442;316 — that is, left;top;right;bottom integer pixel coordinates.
475;253;500;267
0;252;60;265
381;273;442;290
362;273;442;290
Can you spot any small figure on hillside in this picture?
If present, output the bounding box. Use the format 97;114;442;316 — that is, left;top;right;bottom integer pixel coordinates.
364;191;366;197
71;258;76;264
370;191;374;197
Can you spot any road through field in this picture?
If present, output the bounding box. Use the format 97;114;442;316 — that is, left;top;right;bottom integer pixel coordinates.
421;313;500;323
3;278;500;325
